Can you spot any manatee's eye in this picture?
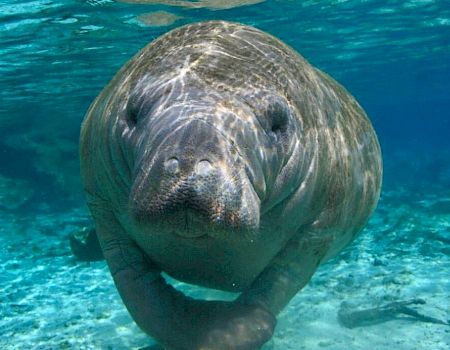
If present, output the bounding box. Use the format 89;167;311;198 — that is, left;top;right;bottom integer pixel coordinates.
267;101;289;141
125;81;172;127
127;105;138;126
125;91;156;127
125;93;141;127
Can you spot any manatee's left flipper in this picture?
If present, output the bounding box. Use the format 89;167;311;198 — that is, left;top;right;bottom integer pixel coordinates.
69;227;104;261
238;227;332;315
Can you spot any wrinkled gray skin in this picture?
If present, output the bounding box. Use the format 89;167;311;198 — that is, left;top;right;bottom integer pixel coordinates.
80;21;382;350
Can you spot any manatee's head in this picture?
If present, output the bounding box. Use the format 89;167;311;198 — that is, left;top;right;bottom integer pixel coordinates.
121;22;303;241
129;111;259;239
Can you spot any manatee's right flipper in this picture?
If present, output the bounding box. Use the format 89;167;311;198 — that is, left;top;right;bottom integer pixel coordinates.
91;203;275;350
69;227;104;261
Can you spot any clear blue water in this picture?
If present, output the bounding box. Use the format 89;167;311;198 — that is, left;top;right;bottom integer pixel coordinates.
1;1;449;349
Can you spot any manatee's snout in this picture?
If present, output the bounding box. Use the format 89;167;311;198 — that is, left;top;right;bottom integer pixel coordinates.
156;120;224;182
163;158;214;178
130;119;260;237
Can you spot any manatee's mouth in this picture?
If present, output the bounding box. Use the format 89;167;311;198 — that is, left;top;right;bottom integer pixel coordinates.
130;174;260;241
171;207;211;239
132;194;255;239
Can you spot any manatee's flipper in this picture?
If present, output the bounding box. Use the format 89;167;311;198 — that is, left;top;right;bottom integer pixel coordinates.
69;227;104;261
238;226;331;315
92;205;275;350
183;300;276;350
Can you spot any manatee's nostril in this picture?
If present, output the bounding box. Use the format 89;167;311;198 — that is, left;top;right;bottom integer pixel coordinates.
164;157;180;175
195;159;214;176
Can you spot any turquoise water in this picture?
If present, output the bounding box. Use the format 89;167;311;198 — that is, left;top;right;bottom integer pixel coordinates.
1;1;449;349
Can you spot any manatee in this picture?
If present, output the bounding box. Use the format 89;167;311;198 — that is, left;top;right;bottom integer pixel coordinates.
79;21;382;349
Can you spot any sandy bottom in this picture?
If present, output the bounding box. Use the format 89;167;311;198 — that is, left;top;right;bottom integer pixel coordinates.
1;185;449;349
